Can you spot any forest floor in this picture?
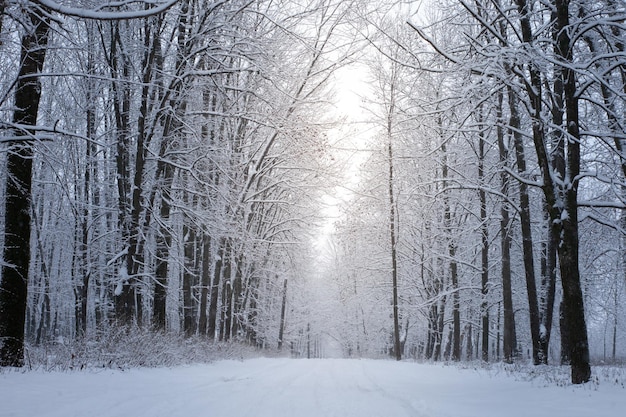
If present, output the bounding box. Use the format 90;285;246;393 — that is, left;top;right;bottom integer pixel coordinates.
1;357;625;417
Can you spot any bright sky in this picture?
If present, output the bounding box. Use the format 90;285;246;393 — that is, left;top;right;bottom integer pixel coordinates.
315;62;374;246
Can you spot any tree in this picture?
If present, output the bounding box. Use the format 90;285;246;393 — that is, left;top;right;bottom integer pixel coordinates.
385;69;402;361
408;0;592;382
0;2;50;367
0;0;192;365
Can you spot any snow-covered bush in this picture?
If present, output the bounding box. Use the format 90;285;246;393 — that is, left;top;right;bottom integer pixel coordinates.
21;328;271;371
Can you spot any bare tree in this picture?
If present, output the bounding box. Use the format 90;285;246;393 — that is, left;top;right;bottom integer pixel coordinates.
0;2;50;367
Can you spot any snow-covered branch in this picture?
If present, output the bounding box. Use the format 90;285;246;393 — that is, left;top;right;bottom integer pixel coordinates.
33;0;178;20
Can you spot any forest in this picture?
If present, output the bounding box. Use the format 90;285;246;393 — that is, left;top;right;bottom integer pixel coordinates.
0;0;625;386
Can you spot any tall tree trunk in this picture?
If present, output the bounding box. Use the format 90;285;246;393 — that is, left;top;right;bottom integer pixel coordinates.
152;0;191;332
433;293;446;361
109;21;134;325
231;255;243;340
119;18;159;326
388;133;401;361
153;190;171;330
277;279;288;350
478;109;489;362
441;136;461;362
538;204;558;363
450;245;461;361
507;85;541;364
551;0;590;384
0;5;49;367
77;22;98;336
497;91;517;363
198;235;212;336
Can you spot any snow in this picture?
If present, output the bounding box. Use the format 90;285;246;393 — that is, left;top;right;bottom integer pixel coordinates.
1;358;624;417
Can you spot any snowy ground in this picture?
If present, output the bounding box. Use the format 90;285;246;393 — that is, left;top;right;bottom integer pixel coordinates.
1;358;624;417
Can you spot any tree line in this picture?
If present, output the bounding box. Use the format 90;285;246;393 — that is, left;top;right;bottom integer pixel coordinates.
0;0;353;367
328;0;625;384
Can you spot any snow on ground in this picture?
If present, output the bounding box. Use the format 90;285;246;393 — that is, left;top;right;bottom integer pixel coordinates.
1;358;624;417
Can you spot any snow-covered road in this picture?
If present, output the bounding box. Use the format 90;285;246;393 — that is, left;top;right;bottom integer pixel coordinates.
1;358;623;417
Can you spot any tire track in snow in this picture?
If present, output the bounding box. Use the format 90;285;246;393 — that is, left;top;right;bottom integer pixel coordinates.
357;360;437;417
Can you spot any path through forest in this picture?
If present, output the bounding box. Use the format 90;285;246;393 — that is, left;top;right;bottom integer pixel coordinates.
1;358;623;416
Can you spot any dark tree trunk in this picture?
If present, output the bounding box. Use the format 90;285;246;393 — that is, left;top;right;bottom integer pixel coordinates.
231;256;243;339
109;21;134;326
497;91;517;363
478;109;489;362
77;23;98;336
450;246;461;361
0;5;49;367
550;0;590;384
440;134;460;362
507;85;541;365
277;279;288;350
152;191;171;330
434;294;446;361
197;235;211;336
388;139;401;361
425;303;437;359
118;19;158;326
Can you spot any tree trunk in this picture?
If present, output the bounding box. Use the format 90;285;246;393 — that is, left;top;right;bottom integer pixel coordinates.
388;138;401;361
497;91;517;363
208;241;224;340
550;0;591;384
538;206;558;363
434;294;446;361
198;235;212;336
0;5;49;367
507;85;541;365
219;244;232;342
277;279;288;350
450;245;461;361
109;21;134;326
153;191;171;330
478;109;489;362
77;22;98;336
441;133;460;362
182;225;197;337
